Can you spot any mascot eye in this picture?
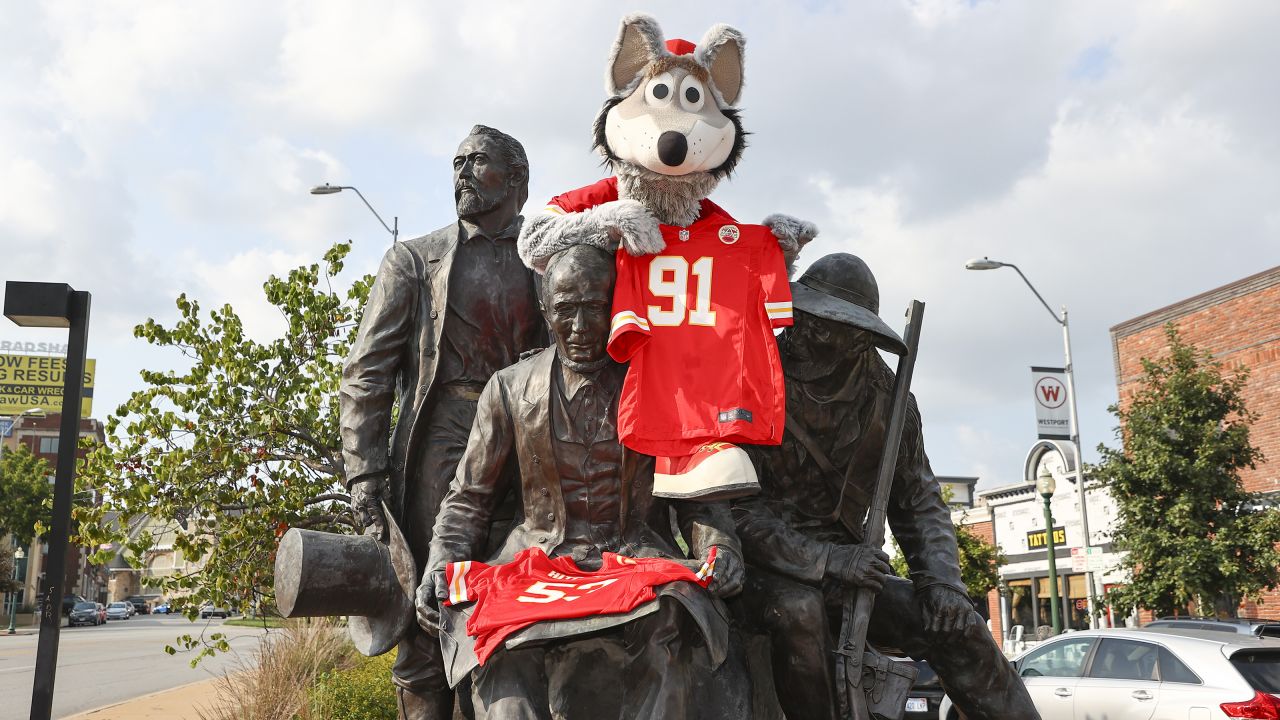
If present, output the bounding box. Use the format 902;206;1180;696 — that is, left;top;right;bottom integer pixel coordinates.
645;72;675;106
678;76;706;112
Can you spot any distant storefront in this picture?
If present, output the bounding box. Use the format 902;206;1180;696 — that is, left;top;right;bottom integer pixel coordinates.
958;476;1128;643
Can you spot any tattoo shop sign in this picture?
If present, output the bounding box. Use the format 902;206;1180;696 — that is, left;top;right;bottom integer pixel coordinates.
1026;526;1066;550
0;354;95;417
1031;367;1070;441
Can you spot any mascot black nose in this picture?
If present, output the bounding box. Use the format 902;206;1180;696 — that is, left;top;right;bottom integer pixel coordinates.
657;131;688;167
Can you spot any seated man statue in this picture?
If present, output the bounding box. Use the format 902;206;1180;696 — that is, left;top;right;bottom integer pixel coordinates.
416;243;744;720
734;253;1039;720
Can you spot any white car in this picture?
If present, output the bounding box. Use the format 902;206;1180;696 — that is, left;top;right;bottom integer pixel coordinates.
105;602;132;621
939;627;1280;719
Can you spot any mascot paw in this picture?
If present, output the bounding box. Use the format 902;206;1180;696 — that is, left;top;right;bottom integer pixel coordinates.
762;214;819;254
600;199;666;256
763;213;819;274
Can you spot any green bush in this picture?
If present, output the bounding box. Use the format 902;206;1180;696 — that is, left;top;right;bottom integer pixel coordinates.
308;651;398;720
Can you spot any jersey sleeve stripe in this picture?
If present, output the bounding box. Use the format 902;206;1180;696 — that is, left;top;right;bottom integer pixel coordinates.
694;546;717;582
542;205;566;216
448;560;471;604
610;311;651;333
764;301;792;311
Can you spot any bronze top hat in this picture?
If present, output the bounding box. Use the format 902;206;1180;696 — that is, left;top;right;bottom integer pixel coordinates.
790;253;908;356
274;504;416;656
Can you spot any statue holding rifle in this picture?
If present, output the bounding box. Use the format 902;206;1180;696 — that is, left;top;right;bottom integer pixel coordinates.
733;253;1039;720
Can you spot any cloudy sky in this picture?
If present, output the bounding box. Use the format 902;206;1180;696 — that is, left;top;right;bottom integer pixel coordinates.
2;1;1277;491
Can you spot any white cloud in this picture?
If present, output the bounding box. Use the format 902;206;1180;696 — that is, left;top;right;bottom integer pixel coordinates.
1;0;1278;490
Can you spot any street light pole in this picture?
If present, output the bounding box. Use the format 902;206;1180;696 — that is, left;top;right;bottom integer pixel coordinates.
1037;468;1063;635
965;257;1099;627
309;184;398;244
7;547;25;634
4;281;92;720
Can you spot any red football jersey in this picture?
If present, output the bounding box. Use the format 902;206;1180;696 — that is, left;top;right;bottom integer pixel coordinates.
444;546;716;664
545;178;792;456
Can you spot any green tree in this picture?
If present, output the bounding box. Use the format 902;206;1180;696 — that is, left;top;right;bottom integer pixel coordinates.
890;486;1005;599
0;444;53;547
75;242;373;645
1094;323;1280;618
0;550;13;595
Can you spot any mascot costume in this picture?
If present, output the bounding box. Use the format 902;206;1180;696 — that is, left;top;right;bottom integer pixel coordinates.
519;14;816;500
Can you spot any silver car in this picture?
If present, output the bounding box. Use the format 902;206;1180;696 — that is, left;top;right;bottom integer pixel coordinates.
105;601;132;620
939;627;1280;719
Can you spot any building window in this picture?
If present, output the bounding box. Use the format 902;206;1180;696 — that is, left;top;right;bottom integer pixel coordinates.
1007;573;1092;633
39;437;58;454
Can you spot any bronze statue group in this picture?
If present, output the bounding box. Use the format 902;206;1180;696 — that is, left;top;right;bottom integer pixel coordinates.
322;14;1039;720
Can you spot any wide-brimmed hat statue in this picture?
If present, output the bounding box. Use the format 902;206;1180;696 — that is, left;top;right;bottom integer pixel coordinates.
790;252;908;356
274;504;416;656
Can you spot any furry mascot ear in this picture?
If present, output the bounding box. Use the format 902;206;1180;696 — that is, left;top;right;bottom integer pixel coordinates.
607;14;668;97
696;24;746;107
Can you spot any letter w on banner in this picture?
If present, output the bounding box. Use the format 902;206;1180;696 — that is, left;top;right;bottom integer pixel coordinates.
1030;366;1070;440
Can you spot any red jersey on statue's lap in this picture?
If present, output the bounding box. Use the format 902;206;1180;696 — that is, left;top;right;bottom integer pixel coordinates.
443;546;716;664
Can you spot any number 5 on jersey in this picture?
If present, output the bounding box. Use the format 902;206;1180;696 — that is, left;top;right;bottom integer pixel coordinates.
517;578;619;604
648;256;716;327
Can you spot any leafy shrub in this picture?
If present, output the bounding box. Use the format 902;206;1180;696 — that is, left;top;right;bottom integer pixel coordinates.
198;619;352;720
308;651;398;720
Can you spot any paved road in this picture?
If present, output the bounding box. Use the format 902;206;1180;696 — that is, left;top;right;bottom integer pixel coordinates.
0;614;268;719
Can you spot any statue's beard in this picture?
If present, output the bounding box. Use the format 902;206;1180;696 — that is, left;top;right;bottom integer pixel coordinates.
456;187;503;219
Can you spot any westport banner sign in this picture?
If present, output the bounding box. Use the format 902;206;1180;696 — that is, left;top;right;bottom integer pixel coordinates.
1031;366;1070;440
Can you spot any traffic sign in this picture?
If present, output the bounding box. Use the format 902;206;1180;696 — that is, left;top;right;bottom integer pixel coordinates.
1070;546;1106;572
0;418;13;437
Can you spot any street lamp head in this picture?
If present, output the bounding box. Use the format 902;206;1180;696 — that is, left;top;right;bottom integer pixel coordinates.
1036;466;1057;498
13;548;24;560
309;184;344;195
964;257;1005;271
4;282;77;328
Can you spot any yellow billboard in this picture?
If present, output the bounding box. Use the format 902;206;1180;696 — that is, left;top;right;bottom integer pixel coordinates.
0;354;95;417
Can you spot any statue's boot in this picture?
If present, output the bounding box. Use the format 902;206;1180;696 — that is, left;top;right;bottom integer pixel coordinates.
396;687;454;720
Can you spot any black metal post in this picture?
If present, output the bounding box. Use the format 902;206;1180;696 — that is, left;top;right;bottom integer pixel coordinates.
28;290;90;720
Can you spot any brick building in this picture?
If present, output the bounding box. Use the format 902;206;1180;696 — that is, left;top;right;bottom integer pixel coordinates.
1110;264;1280;614
1;412;107;613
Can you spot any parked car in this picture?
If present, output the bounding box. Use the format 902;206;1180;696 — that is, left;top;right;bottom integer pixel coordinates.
61;594;87;617
904;659;945;719
200;604;230;619
939;627;1280;719
126;596;150;615
68;601;103;627
1146;616;1280;638
105;602;132;621
152;602;170;614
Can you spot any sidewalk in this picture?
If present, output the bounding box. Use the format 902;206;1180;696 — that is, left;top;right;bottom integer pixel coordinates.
0;611;55;635
63;677;223;720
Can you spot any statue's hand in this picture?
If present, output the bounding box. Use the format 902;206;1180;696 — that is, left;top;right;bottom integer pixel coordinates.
920;585;977;639
599;199;665;256
349;477;387;542
706;545;744;599
415;568;447;636
823;544;891;591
